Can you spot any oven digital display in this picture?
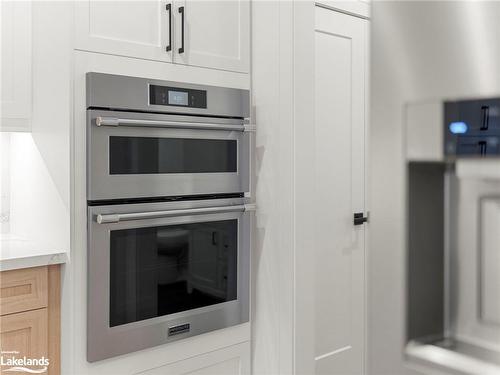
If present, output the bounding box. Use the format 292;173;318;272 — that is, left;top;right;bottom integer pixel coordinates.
168;91;188;106
149;85;207;108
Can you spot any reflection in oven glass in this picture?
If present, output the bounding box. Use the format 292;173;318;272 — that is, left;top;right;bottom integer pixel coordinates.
109;220;238;327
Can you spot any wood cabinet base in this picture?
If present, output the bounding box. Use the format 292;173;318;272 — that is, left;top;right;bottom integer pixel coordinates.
0;265;61;375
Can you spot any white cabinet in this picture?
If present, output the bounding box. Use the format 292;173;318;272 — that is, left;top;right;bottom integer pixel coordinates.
75;1;172;62
1;1;32;132
173;0;249;72
138;341;250;375
75;0;249;73
314;6;368;375
315;1;371;19
480;198;500;326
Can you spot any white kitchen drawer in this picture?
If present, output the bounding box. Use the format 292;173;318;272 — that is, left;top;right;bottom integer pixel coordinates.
136;341;250;375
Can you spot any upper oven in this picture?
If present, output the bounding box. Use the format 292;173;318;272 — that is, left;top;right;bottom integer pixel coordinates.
86;73;252;202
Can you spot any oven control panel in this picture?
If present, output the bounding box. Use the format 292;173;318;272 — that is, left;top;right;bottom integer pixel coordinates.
149;84;207;108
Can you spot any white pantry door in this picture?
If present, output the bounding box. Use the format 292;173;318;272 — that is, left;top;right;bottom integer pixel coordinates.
314;6;368;375
75;0;172;62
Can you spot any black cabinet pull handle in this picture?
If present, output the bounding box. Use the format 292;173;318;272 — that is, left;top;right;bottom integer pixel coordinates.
166;3;172;52
481;105;489;130
166;4;172;52
354;212;368;226
178;6;185;54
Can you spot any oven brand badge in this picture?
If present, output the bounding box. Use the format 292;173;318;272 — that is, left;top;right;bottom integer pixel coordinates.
168;323;190;336
1;351;49;373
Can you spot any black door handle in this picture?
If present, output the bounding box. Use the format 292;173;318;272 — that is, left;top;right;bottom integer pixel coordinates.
178;6;185;54
166;3;172;52
354;212;368;226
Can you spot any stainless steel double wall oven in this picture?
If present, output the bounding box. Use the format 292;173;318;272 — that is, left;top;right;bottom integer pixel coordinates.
86;73;253;362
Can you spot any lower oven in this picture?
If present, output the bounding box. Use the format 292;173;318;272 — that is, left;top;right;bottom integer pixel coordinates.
87;198;253;362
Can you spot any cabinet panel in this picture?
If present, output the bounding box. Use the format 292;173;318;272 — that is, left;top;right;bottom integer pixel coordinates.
0;309;48;373
1;0;32;131
74;0;249;73
75;0;172;62
0;266;60;374
0;266;48;316
480;198;500;326
452;181;500;349
314;6;367;375
185;358;239;375
315;1;371;19
137;341;250;375
174;0;250;73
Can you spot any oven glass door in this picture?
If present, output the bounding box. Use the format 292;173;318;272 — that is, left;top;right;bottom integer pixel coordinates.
87;200;251;362
109;219;238;327
109;136;237;175
87;110;251;201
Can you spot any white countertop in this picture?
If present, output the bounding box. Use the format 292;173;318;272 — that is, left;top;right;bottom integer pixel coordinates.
0;234;67;271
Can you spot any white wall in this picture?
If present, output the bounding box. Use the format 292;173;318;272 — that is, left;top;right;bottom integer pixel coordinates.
369;2;500;374
0;2;71;251
31;1;72;211
0;134;10;234
8;132;69;251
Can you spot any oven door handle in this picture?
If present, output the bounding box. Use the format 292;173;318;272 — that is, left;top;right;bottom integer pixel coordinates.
96;204;256;224
95;116;256;132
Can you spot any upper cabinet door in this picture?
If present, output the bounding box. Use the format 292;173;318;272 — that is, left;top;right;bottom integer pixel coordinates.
174;0;250;73
75;1;172;62
1;0;32;132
